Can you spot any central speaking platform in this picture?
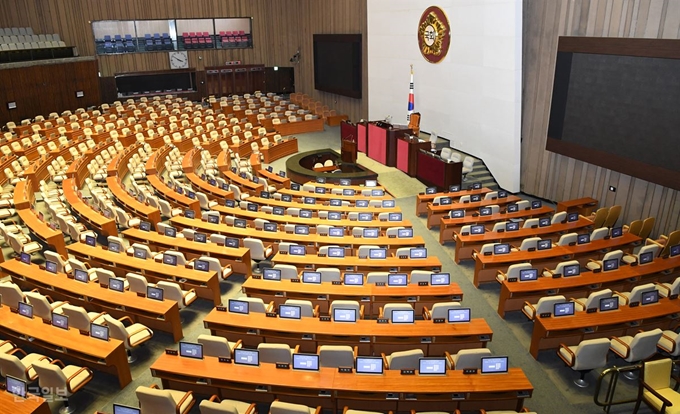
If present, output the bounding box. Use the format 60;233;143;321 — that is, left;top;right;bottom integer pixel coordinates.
285;149;378;185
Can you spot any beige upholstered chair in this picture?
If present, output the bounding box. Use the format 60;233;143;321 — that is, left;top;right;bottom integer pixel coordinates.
103;314;153;363
199;395;257;414
32;358;94;414
558;338;611;387
136;384;195;414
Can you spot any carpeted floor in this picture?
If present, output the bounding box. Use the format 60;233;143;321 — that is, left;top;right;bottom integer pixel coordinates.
3;125;653;413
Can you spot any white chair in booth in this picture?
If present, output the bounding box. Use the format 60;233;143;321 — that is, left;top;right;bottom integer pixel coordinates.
623;243;661;265
317;267;341;283
613;283;657;306
235;296;274;314
656;276;680;299
272;264;298;280
586;250;623;271
32;359;94;414
556;233;578;246
199;395;256;414
446;348;492;370
136;384;195;414
552;211;568;224
381;349;424;370
571;289;613;312
0;349;50;383
365;272;388;285
558;338;612;387
379;303;414;321
156;281;197;309
409;270;434;285
103;314;153;363
610;329;663;379
496;262;533;283
330;300;364;320
257;343;299;364
197;334;242;358
94;268;130;290
422;302;461;320
591;227;609;241
198;256;233;280
60;304;107;332
0;281;29;309
542;260;581;278
243;237;273;274
634;358;680;414
25;291;67;321
6;231;41;256
284;299;318;317
318;345;357;368
461;156;474;180
521;295;566;321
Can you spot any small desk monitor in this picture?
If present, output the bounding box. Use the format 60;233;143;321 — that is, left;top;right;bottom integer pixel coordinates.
109;278;125;292
519;269;539;281
537;239;552;251
481;356;508;374
671;245;680;258
472;183;482;190
164;226;177;238
387;273;408;286
303;197;316;205
328;212;342;221
263;268;282;281
282;194;292;202
450;210;465;218
538;218;551;227
147;286;164;301
279;304;301;319
388;212;402;222
226;238;239;248
263;223;277;232
5;375;27;398
363;228;379;238
328;227;344;237
292;353;319;371
333;308;357;322
599;297;619;312
470;194;482;202
139;221;151;231
553;302;575;317
506;222;519;232
225;199;236;208
440;197;452;205
302;271;321;284
289;245;306;256
315;177;326;184
108;241;122;253
247;203;258;212
300;210;313;218
133;247;147;259
315;187;325;194
398;228;413;238
186;191;195;200
563;264;580;277
470;225;485;235
295;225;310;235
410;248;427;259
273;206;285;216
430;273;450;286
641;290;659;305
531;200;542;209
85;235;96;246
356;200;369;208
498;190;508;198
356;356;383;374
639;251;654;265
344;273;363;285
207;215;219;224
577;234;590;245
368;248;386;259
74;269;89;283
603;258;619;272
45;260;58;274
234;219;247;228
365;179;377;187
113;405;141;414
228;299;249;314
391;309;415;323
330;199;342;207
162;253;177;266
194;232;207;243
382;199;395;208
567;212;579;222
493;244;510;255
449;185;461;192
278;171;286;178
179;342;203;359
18;302;33;318
418;358;447;375
611;227;623;238
425;187;437;194
506;204;519;213
358;212;372;221
52;313;69;330
448;307;471;323
339;179;350;186
343;189;355;196
234;348;259;366
267;166;274;173
90;323;109;341
261;190;271;199
479;207;492;216
327;247;345;258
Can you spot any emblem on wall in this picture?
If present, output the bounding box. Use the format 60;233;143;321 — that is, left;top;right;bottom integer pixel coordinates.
417;6;451;63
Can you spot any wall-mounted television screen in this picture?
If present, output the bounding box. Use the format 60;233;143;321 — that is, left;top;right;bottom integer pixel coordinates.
313;34;362;99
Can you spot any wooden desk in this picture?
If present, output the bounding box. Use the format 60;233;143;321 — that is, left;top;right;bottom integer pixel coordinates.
439;207;555;244
204;310;492;356
473;232;641;287
62;178;118;237
182;148;234;201
261;138;299;163
150;354;531;412
223;170;265;196
530;297;680;359
497;256;680;318
0;306;132;388
272;252;442;274
426;196;522;229
0;390;50;414
66;242;221;306
415;188;491;216
556;197;598;216
257;168;290;189
106;176;162;224
13;181;68;258
242;277;462;315
273;117;325;136
2;260;183;341
416;150;463;192
452;216;594;263
145;145;201;216
241;196;401;214
122;228;251;277
279;188;394;202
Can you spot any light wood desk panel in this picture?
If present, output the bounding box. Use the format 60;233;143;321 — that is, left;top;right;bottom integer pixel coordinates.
0;390;50;414
426;196;522;228
415;187;492;216
271;252;442;274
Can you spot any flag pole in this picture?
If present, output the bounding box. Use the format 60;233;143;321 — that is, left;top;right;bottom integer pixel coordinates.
407;64;414;122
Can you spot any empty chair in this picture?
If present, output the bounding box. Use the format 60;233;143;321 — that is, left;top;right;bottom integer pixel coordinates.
613;283;657;306
198;256;233;280
461;156;474;180
610;329;663;378
496;262;532;283
409;270;434;284
634;358;680;414
156;281;197;309
521;295;566;320
380;303;414;321
656;276;680;299
257;343;298;364
32;359;94;414
0;281;28;309
446;348;492;370
317;267;341;282
657;328;680;357
623;243;660;265
330;300;364;320
6;231;41;256
243;237;273;273
603;205;621;228
590;227;609;241
25;291;67;321
61;304;106;331
197;334;242;358
357;245;380;259
586;250;623;271
551;211;568;224
522;218;539;229
318;345;356;368
591;207;609;228
556;232;578;246
284;299;318;317
103;314;153;363
366;271;388;285
542;260;580;278
199;395;257;414
236;296;274;313
136;384;195;414
0;349;50;382
422;301;461;320
94;268;130;289
269;400;321;414
571;289;613;312
557;338;611;387
515;237;541;252
382;349;424;370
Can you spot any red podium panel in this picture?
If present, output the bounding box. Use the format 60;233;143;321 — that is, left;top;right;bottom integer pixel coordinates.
357;122;367;153
367;123;388;164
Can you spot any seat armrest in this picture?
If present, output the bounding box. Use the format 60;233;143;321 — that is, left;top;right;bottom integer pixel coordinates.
266;301;275;313
359;305;365;319
175;390;194;414
557;343;576;367
655;282;671;296
642;382;674;410
66;366;93;393
378;306;384;319
612;291;628;305
609;336;630;359
444;351;454;369
659;333;677;354
208;395;220;403
381;353;389;370
118;315;135;326
422;306;431;320
313;305;320;318
571;298;586;308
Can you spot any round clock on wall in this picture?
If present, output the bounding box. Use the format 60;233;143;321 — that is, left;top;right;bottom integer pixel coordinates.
169;51;189;69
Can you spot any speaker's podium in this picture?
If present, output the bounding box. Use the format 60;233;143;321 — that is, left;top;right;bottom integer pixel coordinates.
355;121;413;167
340;120;357;163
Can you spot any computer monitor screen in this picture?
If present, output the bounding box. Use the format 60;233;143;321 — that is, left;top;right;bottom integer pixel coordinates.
327;247;345;257
263;268;282;281
439;197;452;205
519;269;539;281
498;190;508;198
139;221;151;231
295;225;310;235
74;269;89;283
449;185;461;192
392;309;414;323
234;349;259;366
267;166;274;173
563;264;580;277
388;213;402;221
398;228;414;238
599;297;619;312
302;271;321;284
450;209;465;218
356;357;383;374
330;199;342;206
481;356;509;374
410;247;427;259
333;308;357;322
567;212;579;222
234;219;247;228
226;238;239;248
19;252;31;264
343;189;355;196
164;226;177;238
479;207;492;216
344;273;363;285
531;200;542;209
282;195;293;202
418;358;447;375
247;203;258;212
278;171;286;178
611;227;623;238
641;290;659;305
339;179;351;186
179;342;203;359
162;253;177;266
225;199;236;208
5;375;27;398
539;218;551;227
18;302;33;318
304;197;316;205
45;260;58;274
85;235;96;246
537;240;552;250
507;204;519;213
448;307;471;323
147;286;164;301
194;260;209;272
279;304;301;319
91;323;109;341
108;241;121;253
315;187;325;194
194;232;207;243
382;199;395;208
577;234;590;244
426;187;436;194
51;313;68;330
315;176;326;184
207;215;219;224
289;245;306;256
639;251;654;264
472;183;482;189
292;353;319;371
328;227;344;237
554;302;575;317
273;207;285;216
369;248;386;259
133;247;146;259
358;212;371;221
671;245;680;258
186;191;195;200
470;225;485;234
263;223;277;232
328;212;342;221
300;210;313;218
506;222;519;232
356;200;369;208
470;194;482;202
363;228;379;238
387;274;408;286
109;278;125;292
493;244;510;255
430;273;450;286
603;258;619;272
228;299;249;314
365;180;377;187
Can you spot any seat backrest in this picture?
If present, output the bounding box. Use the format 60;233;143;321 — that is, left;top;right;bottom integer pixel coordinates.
591;227;609;241
103;314;129;344
603;250;623;262
628;329;663;361
0;282;25;309
557;233;578;246
519;237;541;251
554;260;580;275
330;300;360;317
366;272;388;284
155;281;183;304
318;345;354;368
535;295;567;314
270;401;313;414
506;263;532;278
136;386;180;413
523;218;539;229
583;289;613;309
643;358;673;392
199;400;240;414
628;283;657;304
317;267;341;282
592;207;609;228
257;343;293;364
126;273;148;294
243;238;266;260
387;349;424;370
239;296;268;313
33;359;68;393
383;303;413;321
25;291;53;321
0;352;29;380
571;338;611;371
638;243;661;259
197;334;231;357
430;302;461;319
285;299;315;317
61;304;94;331
452;348;492;370
639;217;656;240
273;264;299;280
603;205;621;228
357;245;380;259
409;270;433;284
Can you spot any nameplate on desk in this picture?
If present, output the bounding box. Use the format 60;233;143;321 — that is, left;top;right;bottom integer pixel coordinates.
361;296;370;302
463;368;478;375
9;307;17;314
247;329;257;335
508;277;518;282
420;337;432;343
451;393;466;400
461;232;469;236
276;363;290;369
251;275;262;279
386;393;399;400
399;255;407;259
302;334;313;340
528;247;536;252
375;282;386;287
338;367;353;373
539;312;551;318
400;369;415;375
630;302;640;307
318;390;331;397
66;274;74;279
279;251;288;254
433;318;445;324
497;229;505;233
218;357;231;363
418;281;429;286
265;312;277;318
320;316;331;322
332;281;342;285
165;349;178;356
290;278;300;283
360;336;370;343
388;235;396;238
377;318;389;324
586;308;597;314
552;273;561;279
137;292;146;298
216;306;227;312
432;203;439;206
593;268;602;273
517;390;531;398
671;294;679;300
630;262;638;267
472;213;479;217
255;385;267;392
41;318;50;325
483;252;492;256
